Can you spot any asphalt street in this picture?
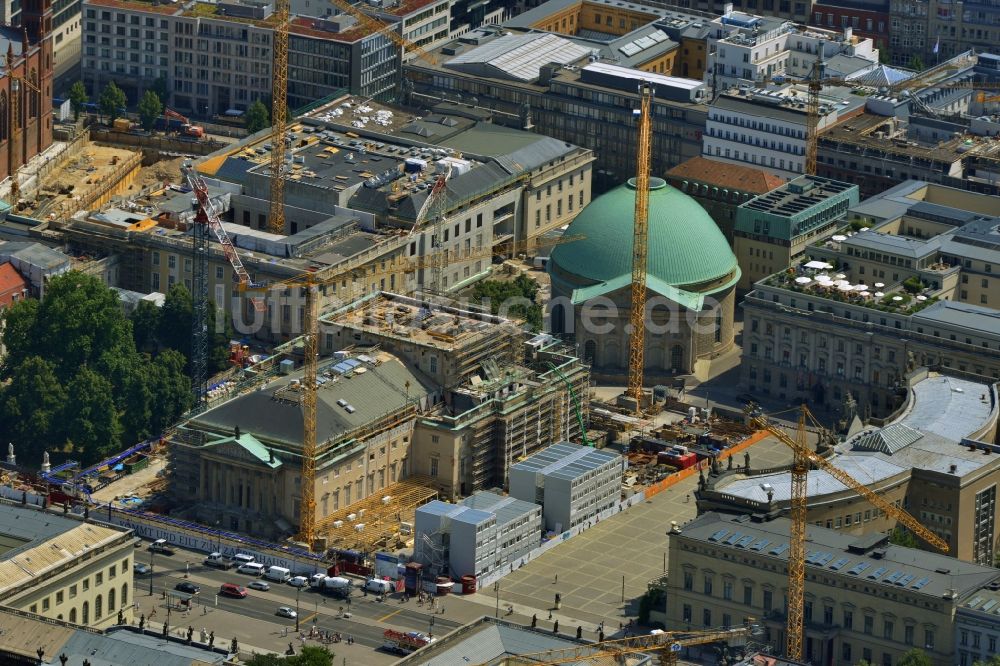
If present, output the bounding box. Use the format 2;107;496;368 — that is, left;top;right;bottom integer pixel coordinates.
135;544;461;654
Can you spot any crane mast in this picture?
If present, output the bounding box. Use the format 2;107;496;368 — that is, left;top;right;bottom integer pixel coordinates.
627;83;653;409
746;404;949;660
268;0;290;234
184;162;259;409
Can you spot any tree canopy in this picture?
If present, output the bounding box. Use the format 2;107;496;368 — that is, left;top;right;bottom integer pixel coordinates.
99;82;128;121
245;100;270;134
898;649;933;666
138;90;163;131
69;81;88;120
140;284;231;373
247;646;334;666
0;272;193;467
472;274;542;331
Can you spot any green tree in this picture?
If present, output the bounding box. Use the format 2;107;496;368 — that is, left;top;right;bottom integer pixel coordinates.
68;81;89;121
156;284;229;372
137;90;163;131
909;55;925;72
158;284;195;362
974;656;1000;666
151;77;170;107
889;526;918;548
0;297;39;377
11;272;136;386
130;300;161;353
897;649;933;666
0;357;67;465
99;82;128;121
0;271;192;467
148;350;194;434
245;100;270;133
60;368;123;464
247;646;333;666
472;274;543;331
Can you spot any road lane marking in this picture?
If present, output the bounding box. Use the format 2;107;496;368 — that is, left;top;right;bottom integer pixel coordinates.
376;608;403;623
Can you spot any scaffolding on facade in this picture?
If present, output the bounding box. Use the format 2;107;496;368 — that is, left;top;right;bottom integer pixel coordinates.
314;475;439;553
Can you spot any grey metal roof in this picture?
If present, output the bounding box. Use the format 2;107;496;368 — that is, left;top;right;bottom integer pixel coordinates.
853;423;923;454
445;33;591;82
50;627;228;666
396;617;621;666
510;442;620;481
913;300;1000;336
680;512;999;599
0;505;81;557
191;354;434;448
840;229;941;258
462;491;540;527
438;124;580;172
417;500;495;526
899;374;996;441
714;374;998;503
0;241;71;270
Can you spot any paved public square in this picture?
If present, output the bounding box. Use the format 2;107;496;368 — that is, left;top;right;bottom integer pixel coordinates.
469;434;799;630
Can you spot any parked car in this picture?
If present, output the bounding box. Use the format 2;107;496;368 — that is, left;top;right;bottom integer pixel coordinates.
148;539;175;555
219;583;247;598
247;580;270;592
288;576;309;588
276;606;297;619
175;582;200;595
133;563;151;575
237;562;266;577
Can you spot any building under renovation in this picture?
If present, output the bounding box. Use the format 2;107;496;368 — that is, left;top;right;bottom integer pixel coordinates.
321;292;592;498
169;292;590;541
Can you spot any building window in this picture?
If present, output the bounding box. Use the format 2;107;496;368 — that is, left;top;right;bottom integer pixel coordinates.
703;609;712;626
429;457;439;477
844;610;853;629
683;572;693;591
884;620;894;640
842;643;852;662
763;589;772;612
743;585;752;606
703;576;713;596
925;629;935;649
904;625;914;646
682;604;692;623
864;615;874;634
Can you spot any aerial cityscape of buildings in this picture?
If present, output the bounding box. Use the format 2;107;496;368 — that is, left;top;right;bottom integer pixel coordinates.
0;0;998;662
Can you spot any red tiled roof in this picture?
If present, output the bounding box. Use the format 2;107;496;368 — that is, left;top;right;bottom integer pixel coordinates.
666;156;785;194
289;16;374;42
86;0;182;15
0;262;27;306
377;0;438;17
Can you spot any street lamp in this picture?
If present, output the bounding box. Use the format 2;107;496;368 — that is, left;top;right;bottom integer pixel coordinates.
149;548;155;596
428;615;435;639
494;582;500;619
295;587;300;632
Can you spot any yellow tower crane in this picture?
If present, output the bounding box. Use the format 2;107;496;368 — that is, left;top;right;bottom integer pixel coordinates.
268;0;290;234
244;233;584;548
626;82;653;411
480;626;754;666
266;0;437;235
746;404;949;660
326;0;438;65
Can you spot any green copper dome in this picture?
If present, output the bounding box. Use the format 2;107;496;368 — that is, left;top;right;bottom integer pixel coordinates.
550;177;739;293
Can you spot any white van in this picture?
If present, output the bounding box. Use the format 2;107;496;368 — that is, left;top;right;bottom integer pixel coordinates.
365;578;393;594
265;565;291;582
232;553;255;566
237;562;266;577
